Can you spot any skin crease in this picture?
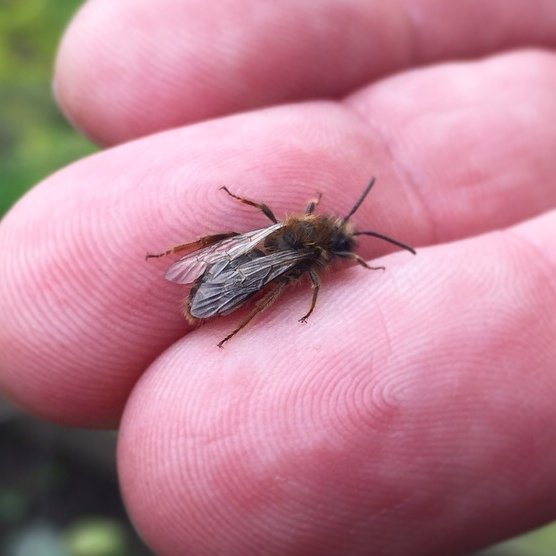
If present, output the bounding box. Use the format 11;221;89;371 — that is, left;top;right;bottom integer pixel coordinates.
1;1;556;555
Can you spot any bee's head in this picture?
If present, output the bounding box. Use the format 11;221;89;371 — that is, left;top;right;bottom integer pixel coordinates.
330;225;356;254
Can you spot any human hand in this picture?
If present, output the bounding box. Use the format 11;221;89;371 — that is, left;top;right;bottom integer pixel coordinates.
1;1;556;554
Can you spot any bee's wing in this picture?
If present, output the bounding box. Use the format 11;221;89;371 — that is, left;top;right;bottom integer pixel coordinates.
189;248;314;319
164;223;284;284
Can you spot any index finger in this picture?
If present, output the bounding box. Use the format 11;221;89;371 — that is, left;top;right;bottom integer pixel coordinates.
54;0;556;145
2;50;556;428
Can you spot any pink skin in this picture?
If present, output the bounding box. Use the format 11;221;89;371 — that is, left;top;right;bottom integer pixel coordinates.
1;1;556;554
55;0;556;145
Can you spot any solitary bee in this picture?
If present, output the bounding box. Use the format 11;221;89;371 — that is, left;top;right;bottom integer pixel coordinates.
147;177;415;347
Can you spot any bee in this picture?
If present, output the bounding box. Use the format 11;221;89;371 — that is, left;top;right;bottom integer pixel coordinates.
147;177;415;347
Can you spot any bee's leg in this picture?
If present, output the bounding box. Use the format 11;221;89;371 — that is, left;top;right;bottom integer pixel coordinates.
220;186;278;224
298;270;320;323
305;192;322;215
353;254;385;271
337;252;385;271
218;282;288;348
145;232;239;260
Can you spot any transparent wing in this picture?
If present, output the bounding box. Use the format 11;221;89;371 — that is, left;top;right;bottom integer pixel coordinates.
164;223;283;284
189;249;314;319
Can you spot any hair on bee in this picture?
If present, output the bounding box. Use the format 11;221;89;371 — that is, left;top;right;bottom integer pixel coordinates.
147;177;415;347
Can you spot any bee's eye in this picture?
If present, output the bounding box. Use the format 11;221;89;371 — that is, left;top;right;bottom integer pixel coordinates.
332;235;352;253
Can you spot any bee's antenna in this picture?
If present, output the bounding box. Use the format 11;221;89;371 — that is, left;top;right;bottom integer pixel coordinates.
342;177;376;223
353;230;416;255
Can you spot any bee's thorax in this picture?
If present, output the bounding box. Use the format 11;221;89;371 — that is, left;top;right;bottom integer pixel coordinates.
264;215;355;256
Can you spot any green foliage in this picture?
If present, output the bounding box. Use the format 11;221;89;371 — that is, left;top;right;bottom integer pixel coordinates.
0;0;96;217
65;519;127;556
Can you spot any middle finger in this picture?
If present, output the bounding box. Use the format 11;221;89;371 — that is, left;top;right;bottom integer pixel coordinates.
1;50;555;427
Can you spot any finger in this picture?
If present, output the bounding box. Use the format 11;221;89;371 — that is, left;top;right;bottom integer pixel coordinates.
54;0;556;145
2;50;556;427
118;210;556;556
345;48;556;242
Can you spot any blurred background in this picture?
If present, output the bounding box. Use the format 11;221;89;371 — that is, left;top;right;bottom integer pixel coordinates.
0;1;151;554
0;1;555;555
